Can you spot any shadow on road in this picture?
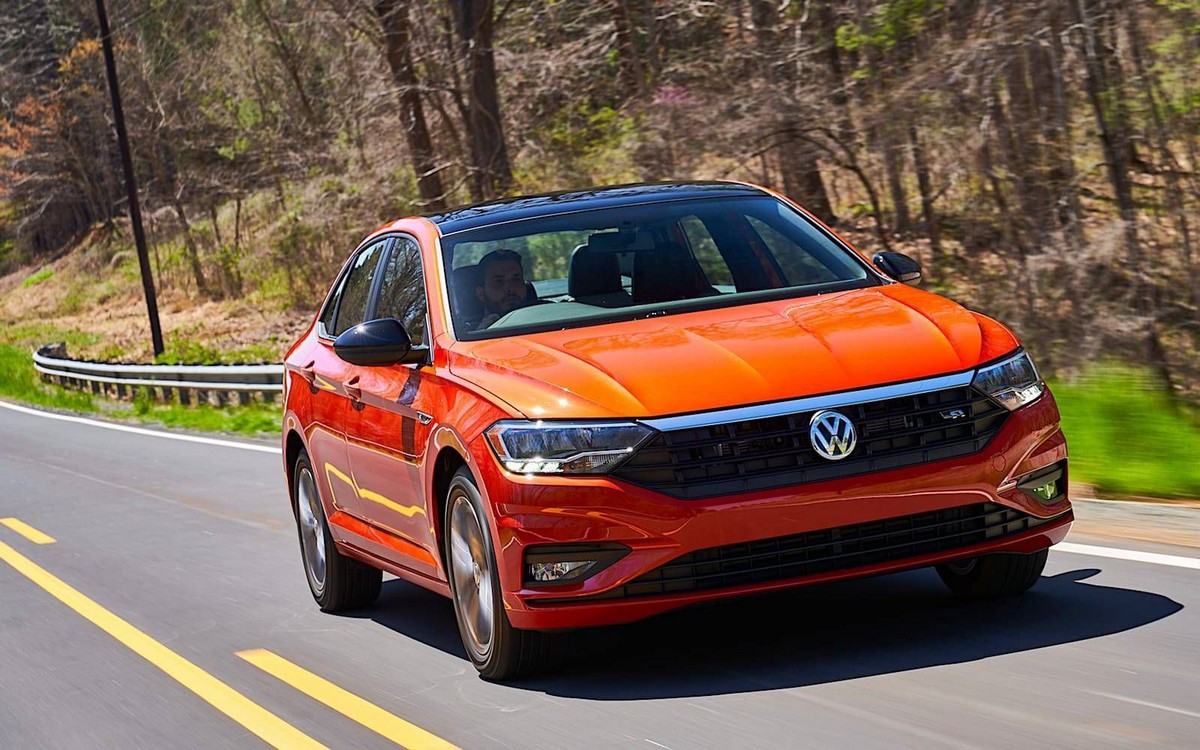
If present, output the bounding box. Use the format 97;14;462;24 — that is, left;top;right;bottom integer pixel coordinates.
355;566;1182;698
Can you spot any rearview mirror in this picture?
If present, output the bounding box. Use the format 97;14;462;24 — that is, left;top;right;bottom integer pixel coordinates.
872;252;923;286
333;318;426;366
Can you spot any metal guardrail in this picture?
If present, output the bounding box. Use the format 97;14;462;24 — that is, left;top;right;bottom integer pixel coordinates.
33;347;283;406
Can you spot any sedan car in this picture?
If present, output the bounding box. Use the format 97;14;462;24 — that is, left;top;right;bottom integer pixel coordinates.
282;181;1072;679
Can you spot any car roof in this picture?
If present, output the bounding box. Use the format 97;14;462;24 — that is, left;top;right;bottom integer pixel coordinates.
421;181;769;236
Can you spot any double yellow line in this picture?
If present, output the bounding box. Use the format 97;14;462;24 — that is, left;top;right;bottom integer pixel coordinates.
0;518;457;749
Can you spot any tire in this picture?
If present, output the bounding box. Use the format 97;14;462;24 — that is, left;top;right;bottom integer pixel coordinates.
936;548;1049;598
445;466;554;680
292;451;381;612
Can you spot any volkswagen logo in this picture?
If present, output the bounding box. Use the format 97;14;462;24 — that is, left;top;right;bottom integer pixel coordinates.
809;410;857;460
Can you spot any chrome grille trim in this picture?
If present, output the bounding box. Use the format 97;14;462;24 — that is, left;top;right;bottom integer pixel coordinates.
639;370;976;432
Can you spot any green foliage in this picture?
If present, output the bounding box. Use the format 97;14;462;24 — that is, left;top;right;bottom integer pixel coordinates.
155;333;281;365
528;102;640;185
837;0;941;56
139;400;281;435
547;103;635;157
133;386;155;416
1052;365;1200;498
1149;5;1200;116
217;136;252;161
0;323;100;351
0;344;95;411
236;98;263;129
58;284;85;315
21;267;54;287
155;337;224;365
92;343;128;362
0;234;19;272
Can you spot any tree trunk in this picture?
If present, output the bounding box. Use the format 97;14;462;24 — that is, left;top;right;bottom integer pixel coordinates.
1125;2;1196;314
750;0;836;224
149;139;208;297
908;123;940;272
1072;0;1141;290
250;0;322;131
375;0;447;210
882;135;910;235
814;0;856;147
611;0;648;99
448;0;513;199
1044;4;1086;252
171;197;209;299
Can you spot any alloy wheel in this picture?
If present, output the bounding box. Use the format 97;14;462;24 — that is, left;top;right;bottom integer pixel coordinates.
296;467;327;594
450;492;494;660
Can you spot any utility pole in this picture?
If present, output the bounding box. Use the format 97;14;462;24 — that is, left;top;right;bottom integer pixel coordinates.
94;0;164;356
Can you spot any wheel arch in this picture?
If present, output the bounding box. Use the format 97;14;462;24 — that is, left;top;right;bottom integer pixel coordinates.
284;429;307;515
431;446;470;572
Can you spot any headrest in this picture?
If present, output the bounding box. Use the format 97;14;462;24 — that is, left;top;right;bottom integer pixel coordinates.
451;264;483;320
633;241;705;304
569;245;623;298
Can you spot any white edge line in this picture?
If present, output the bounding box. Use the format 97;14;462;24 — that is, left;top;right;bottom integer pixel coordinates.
1087;691;1200;720
1057;542;1200;570
0;399;281;454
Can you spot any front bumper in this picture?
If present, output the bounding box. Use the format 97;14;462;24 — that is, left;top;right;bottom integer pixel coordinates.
470;391;1071;630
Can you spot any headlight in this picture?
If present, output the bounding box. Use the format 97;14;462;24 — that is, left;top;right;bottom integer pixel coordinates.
972;350;1044;411
485;420;653;474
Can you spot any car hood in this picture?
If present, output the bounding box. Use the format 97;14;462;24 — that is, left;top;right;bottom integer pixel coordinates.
447;284;1017;419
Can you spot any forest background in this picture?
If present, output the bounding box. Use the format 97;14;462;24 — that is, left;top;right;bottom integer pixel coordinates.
1;0;1199;497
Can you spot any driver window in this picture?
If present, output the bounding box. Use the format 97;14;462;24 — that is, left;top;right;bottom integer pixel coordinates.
374;237;427;346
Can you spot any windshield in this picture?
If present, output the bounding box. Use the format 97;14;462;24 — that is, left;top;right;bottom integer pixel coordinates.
441;195;877;339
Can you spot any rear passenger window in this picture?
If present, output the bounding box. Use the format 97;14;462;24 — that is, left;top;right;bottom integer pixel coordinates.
374;237;427;346
332;241;386;336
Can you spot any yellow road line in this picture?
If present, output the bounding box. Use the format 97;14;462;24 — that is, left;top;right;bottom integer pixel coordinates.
0;540;325;750
237;649;459;750
1;518;56;544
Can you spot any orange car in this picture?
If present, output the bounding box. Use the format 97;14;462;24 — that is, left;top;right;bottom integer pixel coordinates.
281;182;1071;679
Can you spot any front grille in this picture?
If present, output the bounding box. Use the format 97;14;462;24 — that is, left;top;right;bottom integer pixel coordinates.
614;385;1007;499
569;503;1059;601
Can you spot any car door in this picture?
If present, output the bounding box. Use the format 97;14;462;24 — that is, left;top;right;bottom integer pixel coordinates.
308;239;390;516
341;235;443;578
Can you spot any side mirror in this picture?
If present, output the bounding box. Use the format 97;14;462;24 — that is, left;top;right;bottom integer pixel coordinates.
872;251;923;286
333;318;426;366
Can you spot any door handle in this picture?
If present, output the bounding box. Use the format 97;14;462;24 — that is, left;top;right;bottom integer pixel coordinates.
344;376;364;410
299;361;318;393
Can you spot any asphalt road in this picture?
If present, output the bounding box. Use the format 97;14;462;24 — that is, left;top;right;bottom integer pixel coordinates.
1;401;1198;749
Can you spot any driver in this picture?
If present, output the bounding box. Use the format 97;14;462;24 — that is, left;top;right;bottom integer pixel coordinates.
475;248;530;329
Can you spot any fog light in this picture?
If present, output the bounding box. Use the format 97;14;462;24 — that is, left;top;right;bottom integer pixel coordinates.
529;560;595;583
523;542;631;586
1016;461;1067;504
1028;479;1058;502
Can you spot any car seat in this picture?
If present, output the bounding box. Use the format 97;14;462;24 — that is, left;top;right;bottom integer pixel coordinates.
452;265;484;329
568;244;633;308
632;241;719;305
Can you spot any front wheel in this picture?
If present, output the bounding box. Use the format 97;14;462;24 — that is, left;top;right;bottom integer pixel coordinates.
936;548;1049;598
292;451;381;612
445;467;554;680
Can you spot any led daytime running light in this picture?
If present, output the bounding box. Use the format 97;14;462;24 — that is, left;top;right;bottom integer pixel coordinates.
486;420;654;475
972;350;1044;412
